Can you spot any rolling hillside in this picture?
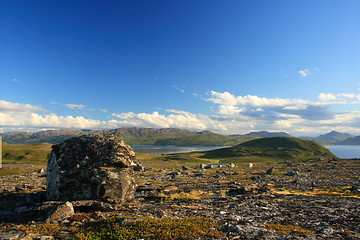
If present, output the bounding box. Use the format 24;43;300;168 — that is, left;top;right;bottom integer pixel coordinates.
201;137;337;160
1;142;52;164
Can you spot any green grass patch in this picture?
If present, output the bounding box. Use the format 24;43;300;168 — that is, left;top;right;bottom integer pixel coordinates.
200;137;337;160
0;164;46;176
74;217;224;240
0;168;25;176
2;142;52;164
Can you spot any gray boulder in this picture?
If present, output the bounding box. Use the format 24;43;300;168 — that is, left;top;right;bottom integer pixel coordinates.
46;134;136;203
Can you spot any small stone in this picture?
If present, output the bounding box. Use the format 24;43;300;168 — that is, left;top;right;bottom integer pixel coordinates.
133;162;145;171
40;236;55;240
350;186;360;193
320;227;335;235
199;164;207;169
286;170;299;176
46;201;74;223
266;167;274;175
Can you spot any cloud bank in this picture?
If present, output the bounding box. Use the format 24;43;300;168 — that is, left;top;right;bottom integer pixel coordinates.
1;91;360;136
0;100;45;113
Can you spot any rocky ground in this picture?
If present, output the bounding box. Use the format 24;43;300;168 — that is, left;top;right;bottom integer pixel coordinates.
0;157;359;239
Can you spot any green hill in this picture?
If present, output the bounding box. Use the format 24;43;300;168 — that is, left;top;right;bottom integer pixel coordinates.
201;137;337;160
1;142;52;164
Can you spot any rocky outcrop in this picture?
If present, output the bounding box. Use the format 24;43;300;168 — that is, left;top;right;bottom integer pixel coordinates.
46;134;136;203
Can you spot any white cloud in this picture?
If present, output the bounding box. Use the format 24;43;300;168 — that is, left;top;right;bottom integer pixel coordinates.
0;100;45;113
173;85;185;93
340;93;356;99
207;91;311;108
64;104;87;110
319;93;337;101
318;93;360;104
0;112;102;129
215;105;243;115
99;108;108;112
112;110;227;131
298;69;310;77
3;91;360;136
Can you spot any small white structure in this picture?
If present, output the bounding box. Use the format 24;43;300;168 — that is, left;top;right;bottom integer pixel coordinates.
246;163;253;168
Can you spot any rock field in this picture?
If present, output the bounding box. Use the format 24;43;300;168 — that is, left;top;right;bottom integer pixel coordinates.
0;157;359;239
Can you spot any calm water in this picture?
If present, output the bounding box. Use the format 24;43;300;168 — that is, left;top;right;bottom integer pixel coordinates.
133;145;360;159
132;146;227;155
325;145;360;159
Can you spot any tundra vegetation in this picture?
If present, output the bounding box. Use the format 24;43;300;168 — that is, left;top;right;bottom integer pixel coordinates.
0;137;359;239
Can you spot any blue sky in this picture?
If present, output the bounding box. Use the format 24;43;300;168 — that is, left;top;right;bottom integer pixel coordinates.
1;0;360;136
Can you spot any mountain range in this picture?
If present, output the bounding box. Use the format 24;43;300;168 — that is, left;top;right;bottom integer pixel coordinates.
2;128;359;146
2;128;256;146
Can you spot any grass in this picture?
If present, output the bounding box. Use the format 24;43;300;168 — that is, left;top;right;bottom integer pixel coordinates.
157;190;211;200
74;217;224;240
275;186;360;199
0;168;27;176
200;137;337;160
0;216;224;240
266;223;315;235
0;164;46;176
2;142;52;164
0;223;62;238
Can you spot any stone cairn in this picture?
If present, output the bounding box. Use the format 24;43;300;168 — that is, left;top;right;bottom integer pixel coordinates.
46;134;137;203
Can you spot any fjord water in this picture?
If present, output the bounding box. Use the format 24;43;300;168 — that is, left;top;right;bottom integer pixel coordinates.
325;145;360;159
133;145;360;159
132;146;226;155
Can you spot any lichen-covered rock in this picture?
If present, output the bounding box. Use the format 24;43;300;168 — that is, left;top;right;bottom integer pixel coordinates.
46;201;74;223
46;134;136;203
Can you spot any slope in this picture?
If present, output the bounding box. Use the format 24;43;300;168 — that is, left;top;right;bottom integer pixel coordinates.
201;137;337;160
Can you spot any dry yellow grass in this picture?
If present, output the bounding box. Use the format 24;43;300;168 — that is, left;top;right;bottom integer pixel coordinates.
157;190;211;200
275;186;360;199
266;223;315;235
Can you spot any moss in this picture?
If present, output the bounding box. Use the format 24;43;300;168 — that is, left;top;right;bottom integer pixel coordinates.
74;217;224;240
0;223;63;238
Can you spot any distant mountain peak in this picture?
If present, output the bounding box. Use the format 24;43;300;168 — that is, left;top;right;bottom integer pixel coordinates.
315;131;353;144
321;130;348;136
244;131;291;138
